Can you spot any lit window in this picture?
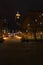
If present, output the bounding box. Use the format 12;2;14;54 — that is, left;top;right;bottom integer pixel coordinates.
40;32;42;35
39;15;41;17
40;22;42;25
27;24;30;26
41;13;43;16
26;30;28;32
35;19;37;22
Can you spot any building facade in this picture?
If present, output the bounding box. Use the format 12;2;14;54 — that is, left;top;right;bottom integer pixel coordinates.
22;11;43;39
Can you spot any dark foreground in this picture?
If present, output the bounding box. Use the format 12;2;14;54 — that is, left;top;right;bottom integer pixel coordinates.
0;41;43;65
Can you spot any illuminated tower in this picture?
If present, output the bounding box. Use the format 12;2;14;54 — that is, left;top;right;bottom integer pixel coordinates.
15;11;21;31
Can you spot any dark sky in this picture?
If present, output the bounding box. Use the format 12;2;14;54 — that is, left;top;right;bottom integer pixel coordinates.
0;0;43;16
0;0;43;30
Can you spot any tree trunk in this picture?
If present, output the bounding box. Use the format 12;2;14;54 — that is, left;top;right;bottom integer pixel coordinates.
34;32;36;40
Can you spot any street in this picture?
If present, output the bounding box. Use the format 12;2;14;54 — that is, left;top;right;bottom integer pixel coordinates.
0;41;43;65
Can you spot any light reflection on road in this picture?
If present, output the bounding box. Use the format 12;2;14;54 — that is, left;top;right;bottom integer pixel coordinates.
3;35;22;44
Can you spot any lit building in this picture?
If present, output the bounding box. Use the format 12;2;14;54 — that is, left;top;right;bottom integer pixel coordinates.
0;18;8;34
15;11;21;31
22;11;43;39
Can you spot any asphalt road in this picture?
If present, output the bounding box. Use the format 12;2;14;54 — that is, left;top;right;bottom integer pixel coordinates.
0;41;43;65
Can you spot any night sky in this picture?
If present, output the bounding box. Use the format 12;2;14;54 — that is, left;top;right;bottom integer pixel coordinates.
0;0;43;30
0;0;43;16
